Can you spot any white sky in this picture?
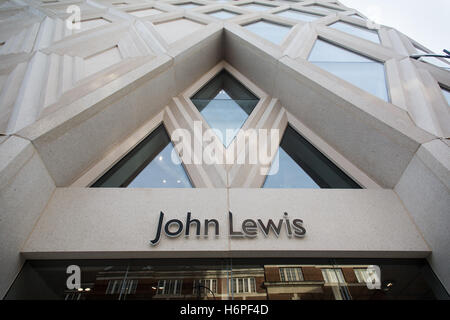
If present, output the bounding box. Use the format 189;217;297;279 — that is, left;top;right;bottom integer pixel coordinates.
339;0;450;54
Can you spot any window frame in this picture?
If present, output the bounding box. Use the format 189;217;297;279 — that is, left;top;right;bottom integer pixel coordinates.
229;277;257;294
157;279;183;296
262;123;363;189
279;267;304;282
90;123;193;188
307;37;391;102
193;278;218;295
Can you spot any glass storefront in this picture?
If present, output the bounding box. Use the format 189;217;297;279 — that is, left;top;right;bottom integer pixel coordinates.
5;258;448;300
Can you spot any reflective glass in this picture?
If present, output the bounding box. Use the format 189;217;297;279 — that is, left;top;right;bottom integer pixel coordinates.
329;21;380;44
244;20;291;45
264;148;320;188
309;39;371;63
208;10;238;19
6;258;447;300
276;9;322;22
414;46;450;70
308;39;389;101
264;125;361;189
191;70;259;147
91;125;192;188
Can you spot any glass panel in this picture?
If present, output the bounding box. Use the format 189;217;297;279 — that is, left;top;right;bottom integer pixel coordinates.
287;268;294;281
441;87;450;105
208;10;238;19
309;39;372;63
91;124;192;188
280;269;285;281
212;279;217;293
329;21;380;44
264;125;361;189
264;148;321;188
191;70;260;147
309;39;389;101
243;20;291;45
313;61;388;101
297;268;304;281
240;3;275;12
238;278;243;292
322;268;345;283
332;258;450;300
6;258;448;300
354;268;370;283
276;9;322;22
414;45;450;70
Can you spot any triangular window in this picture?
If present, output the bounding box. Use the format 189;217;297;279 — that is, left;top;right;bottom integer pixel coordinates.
308;39;389;101
208;10;239;20
243;20;292;45
263;125;361;189
329;21;380;44
92;124;192;188
191;70;260;147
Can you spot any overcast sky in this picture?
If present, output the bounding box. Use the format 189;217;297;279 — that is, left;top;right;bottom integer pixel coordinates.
340;0;449;54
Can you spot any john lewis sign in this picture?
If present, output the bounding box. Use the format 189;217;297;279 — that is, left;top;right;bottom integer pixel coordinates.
150;212;306;246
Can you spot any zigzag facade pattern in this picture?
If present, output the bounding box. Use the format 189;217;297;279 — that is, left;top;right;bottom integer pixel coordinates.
0;0;449;298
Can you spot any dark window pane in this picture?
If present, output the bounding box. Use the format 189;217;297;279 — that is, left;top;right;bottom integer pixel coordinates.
191;70;259;147
5;258;447;300
91;124;192;188
208;10;238;20
264;125;361;188
243;20;292;45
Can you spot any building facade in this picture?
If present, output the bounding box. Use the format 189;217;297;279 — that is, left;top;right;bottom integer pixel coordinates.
0;0;449;299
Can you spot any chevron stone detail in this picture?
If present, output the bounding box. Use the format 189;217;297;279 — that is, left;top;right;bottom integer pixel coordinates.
0;0;450;297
